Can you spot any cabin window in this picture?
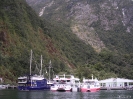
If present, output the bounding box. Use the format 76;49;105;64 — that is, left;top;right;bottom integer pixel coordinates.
67;80;70;82
129;82;133;85
75;80;79;83
32;80;37;84
101;83;106;87
18;79;27;82
56;80;59;82
59;80;66;84
33;84;37;86
124;82;127;86
113;82;117;87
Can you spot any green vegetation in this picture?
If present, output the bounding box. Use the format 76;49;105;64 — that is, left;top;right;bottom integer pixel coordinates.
0;0;68;83
0;0;96;83
0;0;133;84
37;0;133;79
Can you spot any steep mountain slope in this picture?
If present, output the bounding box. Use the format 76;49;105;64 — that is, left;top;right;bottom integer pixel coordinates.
1;0;133;84
27;0;133;53
0;0;54;83
25;0;133;79
0;0;98;83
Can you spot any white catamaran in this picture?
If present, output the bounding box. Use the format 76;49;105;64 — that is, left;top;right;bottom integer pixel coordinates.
51;74;80;92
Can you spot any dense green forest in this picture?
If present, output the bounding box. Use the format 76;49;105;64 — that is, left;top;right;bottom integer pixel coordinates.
29;0;133;79
0;0;133;84
0;0;96;84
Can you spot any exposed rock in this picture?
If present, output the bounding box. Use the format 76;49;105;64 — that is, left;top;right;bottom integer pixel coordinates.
26;0;133;52
0;31;7;43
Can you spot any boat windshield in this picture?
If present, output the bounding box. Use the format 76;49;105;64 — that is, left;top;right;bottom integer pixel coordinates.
84;81;95;84
18;78;27;83
75;80;80;83
54;80;70;84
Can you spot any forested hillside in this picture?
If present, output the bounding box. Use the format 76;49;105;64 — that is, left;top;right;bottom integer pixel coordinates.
0;0;133;84
0;0;96;83
26;0;133;79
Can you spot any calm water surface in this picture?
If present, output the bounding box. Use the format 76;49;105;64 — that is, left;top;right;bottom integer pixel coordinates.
0;89;133;99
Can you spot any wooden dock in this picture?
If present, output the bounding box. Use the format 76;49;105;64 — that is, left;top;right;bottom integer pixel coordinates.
7;85;17;89
1;85;17;89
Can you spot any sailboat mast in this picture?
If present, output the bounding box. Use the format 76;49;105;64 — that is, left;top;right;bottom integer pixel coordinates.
92;74;93;80
49;60;51;81
30;50;32;75
40;55;42;76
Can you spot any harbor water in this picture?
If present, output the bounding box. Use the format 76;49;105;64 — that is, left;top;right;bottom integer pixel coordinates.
0;89;133;99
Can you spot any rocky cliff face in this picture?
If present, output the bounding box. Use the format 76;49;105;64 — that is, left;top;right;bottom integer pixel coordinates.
26;0;133;53
70;0;133;52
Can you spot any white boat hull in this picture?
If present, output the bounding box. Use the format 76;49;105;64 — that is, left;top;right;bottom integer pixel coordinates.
51;84;72;92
